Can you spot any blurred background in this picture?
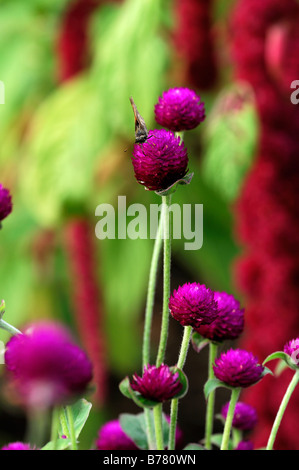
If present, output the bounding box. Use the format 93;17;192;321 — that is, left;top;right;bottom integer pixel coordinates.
0;0;298;450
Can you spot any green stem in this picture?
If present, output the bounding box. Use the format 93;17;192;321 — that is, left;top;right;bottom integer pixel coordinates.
143;210;163;368
0;319;21;336
168;325;192;450
156;194;172;367
59;407;70;438
66;405;78;450
144;409;156;450
153;403;164;450
205;342;218;450
266;370;299;450
142;205;163;450
51;407;60;450
220;387;241;450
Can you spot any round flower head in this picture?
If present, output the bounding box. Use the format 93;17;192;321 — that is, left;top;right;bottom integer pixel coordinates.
154;87;205;132
1;442;33;450
130;364;182;403
0;184;12;223
213;348;264;388
131;129;188;191
96;419;138;450
5;321;93;409
169;282;219;328
283;338;299;367
194;291;244;342
221;401;258;431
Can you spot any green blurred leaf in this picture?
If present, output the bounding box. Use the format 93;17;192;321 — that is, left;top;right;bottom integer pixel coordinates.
202;82;258;201
119;412;149;449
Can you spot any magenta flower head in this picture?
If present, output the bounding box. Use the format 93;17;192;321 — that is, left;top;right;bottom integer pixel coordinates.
283;338;299;368
213;349;264;388
221;401;258;431
131;129;188;192
154;87;205;132
169;282;219;328
96;419;138;450
194;291;245;342
1;442;33;450
130;364;183;403
4;321;93;409
0;184;12;224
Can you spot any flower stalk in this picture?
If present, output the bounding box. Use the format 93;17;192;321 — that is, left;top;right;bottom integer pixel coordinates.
220;387;241;450
156;194;172;367
266;370;299;450
205;341;218;450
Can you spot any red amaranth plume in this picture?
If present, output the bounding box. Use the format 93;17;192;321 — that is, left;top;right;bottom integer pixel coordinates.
172;0;218;90
231;0;299;450
63;217;107;405
56;0;99;82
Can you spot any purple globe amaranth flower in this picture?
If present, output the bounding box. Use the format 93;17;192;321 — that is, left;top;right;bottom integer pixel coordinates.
221;401;258;431
4;321;93;409
96;419;138;450
194;291;244;342
213;348;264;388
235;440;254;450
130;364;182;403
154;87;205;132
1;442;33;450
169;282;219;328
283;338;299;367
131;129;188;191
0;184;12;223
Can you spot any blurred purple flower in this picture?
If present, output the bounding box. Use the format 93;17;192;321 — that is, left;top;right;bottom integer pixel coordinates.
130;364;182;403
169;282;219;328
235;440;254;450
283;338;299;367
5;321;93;409
154;88;205;132
96;419;138;450
195;291;244;342
221;401;258;431
213;348;264;388
1;442;33;450
131;129;188;191
0;184;12;223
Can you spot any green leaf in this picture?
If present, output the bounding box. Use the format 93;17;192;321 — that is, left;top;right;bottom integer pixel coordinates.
201;81;258;202
204;378;233;399
119;376;160;409
183;443;206;450
191;332;210;353
41;438;72;451
170;367;189;400
263;351;289;365
119;413;149;450
68;399;93;439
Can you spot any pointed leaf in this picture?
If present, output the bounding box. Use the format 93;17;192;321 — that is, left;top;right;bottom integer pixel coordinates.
191;332;210;353
204;378;232;399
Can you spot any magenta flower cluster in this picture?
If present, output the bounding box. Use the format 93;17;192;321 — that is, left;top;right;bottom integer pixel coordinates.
169;282;219;329
131;87;205;192
130;364;182;403
4;321;93;409
132;129;188;191
0;184;12;223
213;349;264;388
221;401;258;431
195;291;245;342
154;88;205;132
